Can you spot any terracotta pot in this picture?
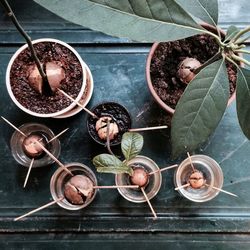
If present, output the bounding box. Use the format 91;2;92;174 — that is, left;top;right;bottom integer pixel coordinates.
6;38;87;118
146;23;236;115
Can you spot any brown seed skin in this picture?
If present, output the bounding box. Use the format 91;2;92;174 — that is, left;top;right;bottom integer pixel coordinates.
95;116;119;140
27;64;43;94
64;175;94;205
177;57;201;84
130;168;149;187
23;134;45;158
189;171;205;189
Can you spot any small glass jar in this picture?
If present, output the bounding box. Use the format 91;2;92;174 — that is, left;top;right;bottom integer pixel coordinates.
50;162;98;210
10;123;61;168
174;154;223;202
115;155;162;203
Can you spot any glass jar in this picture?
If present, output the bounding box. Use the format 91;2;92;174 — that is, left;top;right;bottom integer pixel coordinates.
115;155;162;203
174;154;223;202
10;123;61;168
50;162;98;210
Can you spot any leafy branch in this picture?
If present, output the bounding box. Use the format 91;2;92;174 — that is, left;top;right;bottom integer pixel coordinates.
93;132;143;175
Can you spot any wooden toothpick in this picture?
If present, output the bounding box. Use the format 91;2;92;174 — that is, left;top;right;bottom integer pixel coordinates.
58;89;98;118
48;128;69;143
148;164;178;176
205;184;238;197
175;183;190;191
23;158;34;188
14;197;64;221
141;187;157;219
34;140;73;176
1;116;26;137
93;185;139;189
129;125;168;132
187;152;196;172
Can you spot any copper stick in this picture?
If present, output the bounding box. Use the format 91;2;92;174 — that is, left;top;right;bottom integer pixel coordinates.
205;184;238;197
23;158;34;188
48;128;69;143
175;183;190;191
187;152;196;172
34;140;73;176
148;164;178;176
1;116;26;137
129;125;168;132
58;89;98;118
14;197;64;221
141;187;157;219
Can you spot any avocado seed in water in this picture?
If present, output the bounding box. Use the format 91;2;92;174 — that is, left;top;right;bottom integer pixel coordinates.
23;134;45;158
177;57;201;84
64;175;94;205
130;167;149;188
95;116;119;140
188;170;205;189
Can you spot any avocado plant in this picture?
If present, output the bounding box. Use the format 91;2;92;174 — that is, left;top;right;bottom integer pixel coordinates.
35;0;250;157
93;132;149;187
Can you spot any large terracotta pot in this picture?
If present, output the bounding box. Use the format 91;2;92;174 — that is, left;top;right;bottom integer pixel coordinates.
146;23;236;115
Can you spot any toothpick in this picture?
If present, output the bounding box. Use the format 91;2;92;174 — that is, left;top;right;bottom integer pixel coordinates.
34;140;73;176
205;184;238;197
58;89;98;118
187;152;195;172
129;125;168;132
1;116;26;137
175;183;190;191
48;128;69;143
148;164;178;176
14;197;64;221
23;158;34;188
141;187;157;219
93;185;139;189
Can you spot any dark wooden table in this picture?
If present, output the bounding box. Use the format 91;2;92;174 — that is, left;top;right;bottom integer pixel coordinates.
1;0;250;248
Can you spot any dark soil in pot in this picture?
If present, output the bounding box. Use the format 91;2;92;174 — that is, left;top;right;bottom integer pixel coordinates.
150;34;237;109
87;102;131;146
10;42;83;114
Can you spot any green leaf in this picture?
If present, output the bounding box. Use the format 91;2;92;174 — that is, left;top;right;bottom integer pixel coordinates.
34;0;205;42
171;59;229;158
176;0;218;26
236;67;250;139
93;154;133;175
121;132;143;161
225;25;239;42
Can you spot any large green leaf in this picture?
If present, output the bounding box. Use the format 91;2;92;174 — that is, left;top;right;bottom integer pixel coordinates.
121;132;143;161
35;0;205;42
176;0;218;26
93;154;133;175
171;59;229;158
236;67;250;139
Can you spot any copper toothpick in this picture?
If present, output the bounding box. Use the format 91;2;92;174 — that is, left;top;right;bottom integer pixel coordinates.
141;187;157;219
129;125;168;132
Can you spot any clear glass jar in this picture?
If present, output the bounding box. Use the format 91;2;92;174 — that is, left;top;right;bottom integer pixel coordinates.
10;123;61;168
115;155;162;203
50;162;98;210
174;154;223;202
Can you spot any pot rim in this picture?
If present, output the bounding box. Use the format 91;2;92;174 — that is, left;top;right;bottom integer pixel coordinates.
146;23;236;114
6;38;87;118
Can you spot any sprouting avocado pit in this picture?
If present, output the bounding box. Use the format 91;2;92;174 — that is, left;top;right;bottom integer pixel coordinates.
64;175;94;205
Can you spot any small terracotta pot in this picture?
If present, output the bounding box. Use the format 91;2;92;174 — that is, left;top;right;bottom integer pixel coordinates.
146;23;236;115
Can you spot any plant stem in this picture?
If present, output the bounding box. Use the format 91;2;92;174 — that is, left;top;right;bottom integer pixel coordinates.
106;119;115;156
202;30;225;47
0;0;47;82
235;35;250;45
225;55;239;68
232;26;250;43
193;51;222;74
234;49;250;55
231;53;250;67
